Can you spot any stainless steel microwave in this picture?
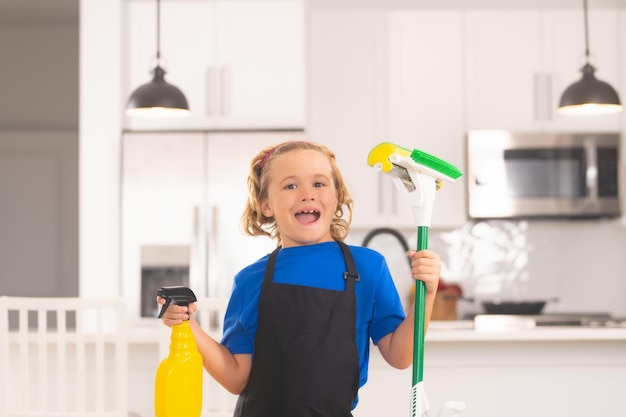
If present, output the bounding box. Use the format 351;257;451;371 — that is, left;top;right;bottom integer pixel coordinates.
467;130;622;219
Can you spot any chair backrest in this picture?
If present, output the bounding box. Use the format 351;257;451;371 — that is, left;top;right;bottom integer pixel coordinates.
0;296;128;417
157;297;236;417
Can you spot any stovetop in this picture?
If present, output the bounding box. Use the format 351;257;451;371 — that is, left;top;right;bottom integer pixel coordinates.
472;313;626;331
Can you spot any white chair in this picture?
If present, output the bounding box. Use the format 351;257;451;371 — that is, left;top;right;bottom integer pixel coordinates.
157;297;236;417
0;296;128;417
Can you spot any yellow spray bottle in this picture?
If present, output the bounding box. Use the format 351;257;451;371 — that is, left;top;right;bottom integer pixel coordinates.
155;286;203;417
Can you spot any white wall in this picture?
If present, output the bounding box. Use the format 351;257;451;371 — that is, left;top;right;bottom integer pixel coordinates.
79;0;123;298
347;219;626;318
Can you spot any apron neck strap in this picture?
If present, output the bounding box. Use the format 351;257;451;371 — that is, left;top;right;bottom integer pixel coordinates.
263;242;359;292
337;241;359;292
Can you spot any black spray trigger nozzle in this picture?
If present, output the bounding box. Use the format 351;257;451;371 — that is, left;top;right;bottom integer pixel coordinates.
156;286;197;319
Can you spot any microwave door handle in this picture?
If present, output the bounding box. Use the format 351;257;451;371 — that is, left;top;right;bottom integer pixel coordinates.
583;138;598;200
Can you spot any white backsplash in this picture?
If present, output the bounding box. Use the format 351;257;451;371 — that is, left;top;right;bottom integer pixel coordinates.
349;219;626;317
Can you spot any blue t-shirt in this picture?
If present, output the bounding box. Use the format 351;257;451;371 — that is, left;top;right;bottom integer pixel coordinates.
221;241;406;391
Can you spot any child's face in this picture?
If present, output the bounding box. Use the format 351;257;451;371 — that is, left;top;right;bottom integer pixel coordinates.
260;149;338;248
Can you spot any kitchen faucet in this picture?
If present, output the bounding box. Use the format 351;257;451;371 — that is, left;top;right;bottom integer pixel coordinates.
361;227;411;268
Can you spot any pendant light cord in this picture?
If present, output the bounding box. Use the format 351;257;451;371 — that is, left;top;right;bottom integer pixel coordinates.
157;0;161;66
583;0;590;63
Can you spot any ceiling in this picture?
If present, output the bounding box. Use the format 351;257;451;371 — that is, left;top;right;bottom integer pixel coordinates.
2;0;625;25
0;0;78;24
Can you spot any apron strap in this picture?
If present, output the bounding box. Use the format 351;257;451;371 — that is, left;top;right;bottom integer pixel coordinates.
263;246;281;284
263;242;359;292
337;240;359;293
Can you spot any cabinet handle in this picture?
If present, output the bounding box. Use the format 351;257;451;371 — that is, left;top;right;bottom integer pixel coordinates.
533;73;541;122
207;205;219;298
220;66;230;116
206;67;215;117
583;138;598;201
191;205;208;297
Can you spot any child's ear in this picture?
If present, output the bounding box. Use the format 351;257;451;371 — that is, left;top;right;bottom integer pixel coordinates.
261;200;273;217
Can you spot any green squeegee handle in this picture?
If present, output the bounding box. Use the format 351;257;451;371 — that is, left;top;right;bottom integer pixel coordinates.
413;225;428;386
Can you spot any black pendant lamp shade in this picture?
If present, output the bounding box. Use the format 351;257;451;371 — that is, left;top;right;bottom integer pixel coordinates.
558;0;622;116
125;0;190;118
558;63;622;115
125;66;190;118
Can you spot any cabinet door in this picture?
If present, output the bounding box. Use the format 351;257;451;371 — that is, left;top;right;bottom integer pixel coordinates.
215;1;305;129
309;11;415;229
388;10;466;229
542;9;621;132
466;10;543;131
124;1;214;130
204;131;302;298
124;0;305;131
121;132;205;321
466;9;621;132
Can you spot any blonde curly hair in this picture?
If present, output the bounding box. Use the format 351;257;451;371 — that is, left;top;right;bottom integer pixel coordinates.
241;140;353;244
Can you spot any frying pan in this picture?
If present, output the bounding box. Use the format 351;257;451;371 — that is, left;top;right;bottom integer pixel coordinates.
464;297;559;315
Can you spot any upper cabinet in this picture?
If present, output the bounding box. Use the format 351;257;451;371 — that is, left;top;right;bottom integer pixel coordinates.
466;9;622;132
123;0;306;131
308;11;415;229
387;10;466;229
309;10;467;230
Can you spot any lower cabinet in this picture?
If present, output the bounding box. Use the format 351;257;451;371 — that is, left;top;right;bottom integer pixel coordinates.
124;331;626;417
355;336;626;417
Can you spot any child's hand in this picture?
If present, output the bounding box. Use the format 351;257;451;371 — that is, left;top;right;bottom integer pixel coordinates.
156;296;198;327
407;249;441;294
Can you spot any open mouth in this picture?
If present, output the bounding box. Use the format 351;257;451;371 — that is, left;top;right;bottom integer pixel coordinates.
295;209;321;224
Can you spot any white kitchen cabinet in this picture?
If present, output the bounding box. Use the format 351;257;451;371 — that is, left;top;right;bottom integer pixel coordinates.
354;333;626;417
203;131;302;298
309;10;417;230
466;9;622;133
123;327;626;417
387;10;466;229
309;10;465;230
121;132;205;322
124;0;305;131
121;131;299;322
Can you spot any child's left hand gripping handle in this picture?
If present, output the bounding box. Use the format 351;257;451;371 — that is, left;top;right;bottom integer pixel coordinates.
156;286;198;319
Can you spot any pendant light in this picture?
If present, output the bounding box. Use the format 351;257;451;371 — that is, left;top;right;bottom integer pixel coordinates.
557;0;622;116
125;0;190;118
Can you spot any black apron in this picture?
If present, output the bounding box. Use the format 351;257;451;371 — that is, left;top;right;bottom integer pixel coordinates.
234;241;360;417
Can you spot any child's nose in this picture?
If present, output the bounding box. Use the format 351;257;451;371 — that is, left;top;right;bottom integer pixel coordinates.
300;186;315;201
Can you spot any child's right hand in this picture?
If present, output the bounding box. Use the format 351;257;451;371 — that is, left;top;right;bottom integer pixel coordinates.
156;296;197;327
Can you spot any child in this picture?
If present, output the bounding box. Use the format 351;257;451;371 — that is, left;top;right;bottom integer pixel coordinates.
158;140;441;417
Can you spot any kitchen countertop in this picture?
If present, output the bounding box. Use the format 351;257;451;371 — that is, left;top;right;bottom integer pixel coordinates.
426;320;626;342
124;320;626;345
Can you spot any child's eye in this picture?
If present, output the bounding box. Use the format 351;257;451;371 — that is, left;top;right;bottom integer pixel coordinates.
284;183;297;190
314;182;325;188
